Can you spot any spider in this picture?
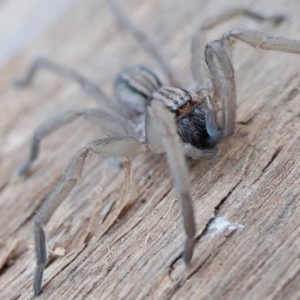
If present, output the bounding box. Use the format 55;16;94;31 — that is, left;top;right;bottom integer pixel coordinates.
14;0;300;296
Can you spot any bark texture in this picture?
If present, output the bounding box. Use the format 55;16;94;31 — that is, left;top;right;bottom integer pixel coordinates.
0;0;300;299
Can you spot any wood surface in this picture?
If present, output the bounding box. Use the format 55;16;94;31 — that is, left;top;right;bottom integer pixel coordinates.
0;0;300;299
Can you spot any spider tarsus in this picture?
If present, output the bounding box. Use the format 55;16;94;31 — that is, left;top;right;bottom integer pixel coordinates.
18;162;31;177
183;237;195;266
33;266;44;297
12;77;29;88
12;57;43;88
33;222;47;296
270;14;286;25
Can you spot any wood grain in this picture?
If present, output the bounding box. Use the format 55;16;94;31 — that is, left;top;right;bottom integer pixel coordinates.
0;0;300;299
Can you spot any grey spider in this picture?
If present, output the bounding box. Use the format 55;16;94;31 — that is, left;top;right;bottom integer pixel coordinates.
14;1;300;296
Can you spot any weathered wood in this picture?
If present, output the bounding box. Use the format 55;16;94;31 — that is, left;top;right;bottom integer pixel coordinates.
0;0;300;299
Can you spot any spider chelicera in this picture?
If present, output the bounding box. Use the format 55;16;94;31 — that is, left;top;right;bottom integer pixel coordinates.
14;1;300;296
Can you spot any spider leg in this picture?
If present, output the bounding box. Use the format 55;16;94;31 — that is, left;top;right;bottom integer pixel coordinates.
148;100;196;264
145;104;164;154
205;40;236;138
33;136;146;296
205;28;300;140
191;8;285;88
18;108;136;177
202;91;220;138
221;28;300;56
182;144;219;160
114;65;162;114
108;0;182;87
13;57;122;115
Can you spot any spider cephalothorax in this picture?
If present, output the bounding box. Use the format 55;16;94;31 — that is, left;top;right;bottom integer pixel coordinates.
153;86;219;149
14;0;300;296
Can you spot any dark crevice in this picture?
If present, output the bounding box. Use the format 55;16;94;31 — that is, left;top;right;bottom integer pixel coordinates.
169;231;237;299
0;181;8;194
185;253;214;282
0;247;26;276
196;178;243;242
169;253;183;271
113;199;136;222
45;255;57;269
168;178;243;280
0;260;14;276
155;187;172;208
168;253;214;290
187;231;236;282
83;231;95;245
260;146;282;174
196;216;215;242
251;145;282;187
237;112;257;126
105;261;116;275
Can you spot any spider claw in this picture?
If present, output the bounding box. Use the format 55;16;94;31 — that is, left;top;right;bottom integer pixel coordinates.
18;162;31;177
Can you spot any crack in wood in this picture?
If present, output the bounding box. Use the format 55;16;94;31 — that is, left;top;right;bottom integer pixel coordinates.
251;144;282;187
0;181;8;195
168;178;243;279
196;178;244;242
